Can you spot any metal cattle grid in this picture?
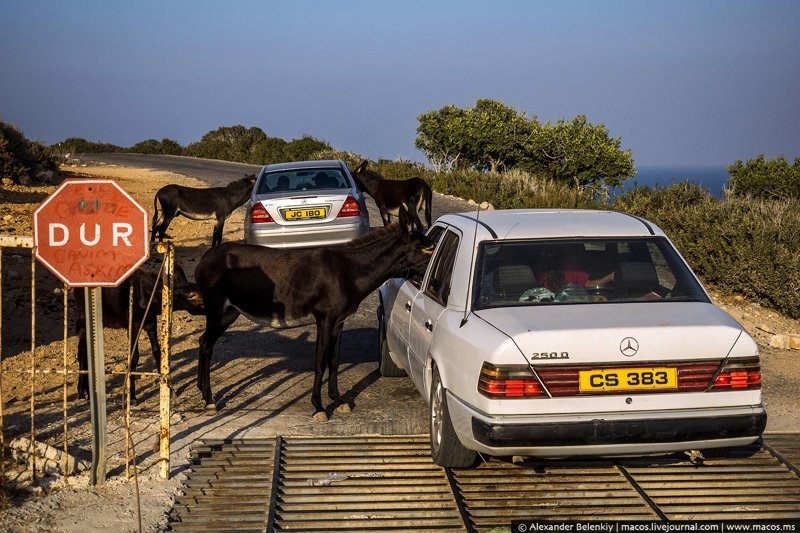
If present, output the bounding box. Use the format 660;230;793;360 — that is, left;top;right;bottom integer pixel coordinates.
169;433;800;532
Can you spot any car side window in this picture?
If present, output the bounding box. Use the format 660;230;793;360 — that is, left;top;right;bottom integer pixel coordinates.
424;231;460;306
409;225;446;289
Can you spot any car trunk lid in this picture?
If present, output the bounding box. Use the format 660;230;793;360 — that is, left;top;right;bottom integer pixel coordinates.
474;302;743;365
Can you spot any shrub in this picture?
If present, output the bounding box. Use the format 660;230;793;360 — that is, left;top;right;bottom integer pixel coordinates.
130;138;183;155
309;149;365;171
614;182;800;318
727;154;800;199
52;137;125;155
427;168;595;209
0;121;58;184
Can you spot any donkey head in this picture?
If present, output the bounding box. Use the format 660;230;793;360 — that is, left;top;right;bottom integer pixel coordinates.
244;173;257;185
353;160;369;175
396;207;434;277
174;262;205;315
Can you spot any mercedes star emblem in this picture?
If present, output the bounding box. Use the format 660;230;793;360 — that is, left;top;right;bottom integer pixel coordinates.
620;337;639;357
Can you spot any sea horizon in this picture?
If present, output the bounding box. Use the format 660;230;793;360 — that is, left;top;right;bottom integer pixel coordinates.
617;165;731;198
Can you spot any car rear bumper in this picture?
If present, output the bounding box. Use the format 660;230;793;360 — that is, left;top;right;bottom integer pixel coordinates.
245;218;369;248
447;391;766;457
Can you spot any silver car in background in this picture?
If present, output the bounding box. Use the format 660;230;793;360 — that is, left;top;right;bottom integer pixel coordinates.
244;160;370;248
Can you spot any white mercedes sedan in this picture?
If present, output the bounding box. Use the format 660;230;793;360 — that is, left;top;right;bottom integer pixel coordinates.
377;209;766;467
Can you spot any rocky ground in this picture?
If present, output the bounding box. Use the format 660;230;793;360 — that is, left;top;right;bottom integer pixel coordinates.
0;162;797;531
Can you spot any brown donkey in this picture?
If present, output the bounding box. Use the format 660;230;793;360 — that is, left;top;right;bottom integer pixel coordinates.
193;207;434;419
351;160;432;231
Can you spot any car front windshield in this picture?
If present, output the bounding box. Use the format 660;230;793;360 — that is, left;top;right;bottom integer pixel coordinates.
256;168;350;194
473;237;709;309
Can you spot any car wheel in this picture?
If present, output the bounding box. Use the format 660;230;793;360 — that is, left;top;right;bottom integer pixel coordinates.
430;366;477;468
378;307;405;377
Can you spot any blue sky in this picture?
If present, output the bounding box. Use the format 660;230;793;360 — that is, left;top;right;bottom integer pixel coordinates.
1;0;798;166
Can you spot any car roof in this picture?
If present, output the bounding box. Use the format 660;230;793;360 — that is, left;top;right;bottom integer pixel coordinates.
262;160;345;172
436;209;666;240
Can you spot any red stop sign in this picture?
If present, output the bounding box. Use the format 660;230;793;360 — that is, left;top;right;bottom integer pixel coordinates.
33;179;149;287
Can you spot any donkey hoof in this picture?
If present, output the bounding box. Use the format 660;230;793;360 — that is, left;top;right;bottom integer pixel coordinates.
204;402;217;413
335;403;352;414
312;411;329;422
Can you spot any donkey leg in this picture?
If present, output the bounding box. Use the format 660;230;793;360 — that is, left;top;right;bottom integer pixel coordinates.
145;321;161;368
128;342;141;406
411;194;425;232
211;217;225;247
312;320;334;421
198;306;239;410
327;323;351;414
77;326;89;399
379;207;391;226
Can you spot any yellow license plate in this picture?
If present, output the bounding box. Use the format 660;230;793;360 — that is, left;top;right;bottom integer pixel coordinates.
578;367;677;392
283;207;327;221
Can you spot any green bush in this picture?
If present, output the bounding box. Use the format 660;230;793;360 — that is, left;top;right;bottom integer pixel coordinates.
727;154;800;199
130;138;183;155
53;137;125;155
428;168;595;209
614;182;800;318
0;121;58;184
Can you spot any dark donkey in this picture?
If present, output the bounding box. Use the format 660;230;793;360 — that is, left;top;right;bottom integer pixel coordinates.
194;207;434;419
75;261;204;403
151;173;256;246
351;160;432;231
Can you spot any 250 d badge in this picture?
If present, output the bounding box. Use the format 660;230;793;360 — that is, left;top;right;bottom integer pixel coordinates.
530;351;569;359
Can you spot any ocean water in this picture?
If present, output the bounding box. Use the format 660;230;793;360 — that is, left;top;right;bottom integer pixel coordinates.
615;166;731;198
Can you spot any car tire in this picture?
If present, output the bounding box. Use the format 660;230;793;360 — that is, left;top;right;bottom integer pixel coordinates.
378;307;405;377
430;366;477;468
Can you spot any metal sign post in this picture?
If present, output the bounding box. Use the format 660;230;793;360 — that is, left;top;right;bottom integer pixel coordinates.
84;287;107;485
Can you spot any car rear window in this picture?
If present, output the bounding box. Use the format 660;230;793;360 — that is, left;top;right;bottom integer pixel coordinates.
473;237;710;309
257;168;351;194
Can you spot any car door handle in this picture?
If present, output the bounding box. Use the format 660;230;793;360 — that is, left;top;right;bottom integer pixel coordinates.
425;320;433;332
404;301;412;311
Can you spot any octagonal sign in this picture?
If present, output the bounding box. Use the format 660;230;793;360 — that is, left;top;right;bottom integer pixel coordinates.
33;179;149;287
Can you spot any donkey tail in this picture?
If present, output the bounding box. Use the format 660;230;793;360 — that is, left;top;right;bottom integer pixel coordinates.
150;192;161;242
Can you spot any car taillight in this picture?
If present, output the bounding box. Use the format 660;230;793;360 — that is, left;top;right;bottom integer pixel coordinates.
478;363;546;398
710;359;761;391
336;196;360;218
250;203;273;223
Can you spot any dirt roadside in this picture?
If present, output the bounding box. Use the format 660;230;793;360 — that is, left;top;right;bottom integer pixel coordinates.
0;163;798;531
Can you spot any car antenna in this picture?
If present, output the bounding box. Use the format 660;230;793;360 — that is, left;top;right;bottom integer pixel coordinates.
460;204;482;328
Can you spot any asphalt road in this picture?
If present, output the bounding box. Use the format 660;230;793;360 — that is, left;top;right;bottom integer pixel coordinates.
73;153;262;186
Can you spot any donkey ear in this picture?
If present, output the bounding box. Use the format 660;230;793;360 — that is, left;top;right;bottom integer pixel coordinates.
397;206;414;234
354;160;369;174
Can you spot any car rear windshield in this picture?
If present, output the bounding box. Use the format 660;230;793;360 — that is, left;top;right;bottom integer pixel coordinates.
256;168;351;194
473;237;710;309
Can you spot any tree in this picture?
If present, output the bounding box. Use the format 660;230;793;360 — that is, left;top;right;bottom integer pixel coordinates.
183;125;268;162
282;135;331;162
523;115;634;190
416;99;535;172
464;99;534;172
415;105;471;172
727;154;800;199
